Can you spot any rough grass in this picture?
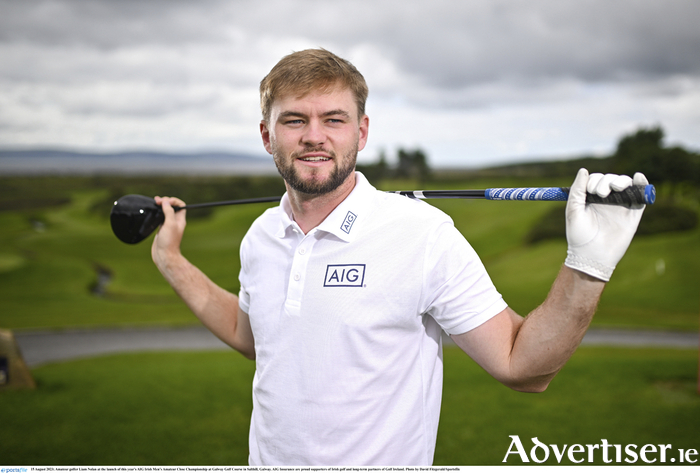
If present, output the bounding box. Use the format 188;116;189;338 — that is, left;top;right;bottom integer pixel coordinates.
437;346;700;465
0;347;697;465
0;176;698;331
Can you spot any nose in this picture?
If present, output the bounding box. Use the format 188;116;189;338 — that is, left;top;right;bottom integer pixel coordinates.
301;120;326;147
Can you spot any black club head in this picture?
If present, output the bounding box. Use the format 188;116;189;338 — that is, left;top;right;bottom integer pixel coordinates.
110;194;165;244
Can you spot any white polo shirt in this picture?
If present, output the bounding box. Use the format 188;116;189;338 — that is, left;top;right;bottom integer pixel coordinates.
238;172;507;466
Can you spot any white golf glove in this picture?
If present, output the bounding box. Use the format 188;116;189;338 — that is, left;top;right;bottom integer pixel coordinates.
564;168;648;281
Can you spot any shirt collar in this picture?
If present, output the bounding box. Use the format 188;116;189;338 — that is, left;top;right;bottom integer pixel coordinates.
275;171;375;242
275;194;298;238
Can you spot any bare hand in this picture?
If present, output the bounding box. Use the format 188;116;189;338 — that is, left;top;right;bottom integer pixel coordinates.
151;196;187;269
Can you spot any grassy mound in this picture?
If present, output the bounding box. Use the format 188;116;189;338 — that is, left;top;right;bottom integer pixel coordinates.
0;175;698;331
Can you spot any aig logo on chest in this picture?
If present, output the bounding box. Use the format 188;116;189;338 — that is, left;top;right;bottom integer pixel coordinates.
324;264;366;287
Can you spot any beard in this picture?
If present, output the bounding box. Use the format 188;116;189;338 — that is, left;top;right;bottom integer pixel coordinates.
272;144;358;195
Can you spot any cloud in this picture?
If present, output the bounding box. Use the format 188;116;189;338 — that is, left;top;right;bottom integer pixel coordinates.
1;0;699;166
7;0;699;83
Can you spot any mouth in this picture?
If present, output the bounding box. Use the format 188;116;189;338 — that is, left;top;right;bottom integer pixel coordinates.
296;152;333;164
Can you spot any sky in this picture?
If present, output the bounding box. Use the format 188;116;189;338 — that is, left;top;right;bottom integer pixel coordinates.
1;0;699;169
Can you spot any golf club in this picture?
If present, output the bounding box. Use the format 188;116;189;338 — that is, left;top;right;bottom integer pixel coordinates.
110;194;282;244
110;184;655;244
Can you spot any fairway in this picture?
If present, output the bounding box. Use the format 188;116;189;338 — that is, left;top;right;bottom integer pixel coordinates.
0;174;698;466
0;346;697;465
0;175;698;331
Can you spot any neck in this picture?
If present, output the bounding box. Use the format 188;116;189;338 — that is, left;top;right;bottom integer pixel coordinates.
287;172;357;234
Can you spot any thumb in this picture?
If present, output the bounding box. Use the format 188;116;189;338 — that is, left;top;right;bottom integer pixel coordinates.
566;168;596;250
568;168;589;206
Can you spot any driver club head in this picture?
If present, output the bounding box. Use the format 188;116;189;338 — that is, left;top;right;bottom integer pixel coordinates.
110;194;165;244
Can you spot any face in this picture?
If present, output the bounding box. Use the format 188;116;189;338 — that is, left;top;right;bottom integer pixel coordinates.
261;87;369;196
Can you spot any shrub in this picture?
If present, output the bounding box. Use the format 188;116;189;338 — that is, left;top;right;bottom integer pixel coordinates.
525;203;698;244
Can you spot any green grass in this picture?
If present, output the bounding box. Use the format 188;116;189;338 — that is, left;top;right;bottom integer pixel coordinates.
0;176;697;331
1;176;697;467
432;197;700;331
0;190;277;329
437;346;700;465
0;351;256;465
0;346;697;465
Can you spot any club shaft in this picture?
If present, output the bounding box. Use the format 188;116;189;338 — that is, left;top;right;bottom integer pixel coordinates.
174;196;282;211
170;184;655;212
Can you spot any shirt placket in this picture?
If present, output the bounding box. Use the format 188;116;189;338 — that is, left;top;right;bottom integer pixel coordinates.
284;228;317;317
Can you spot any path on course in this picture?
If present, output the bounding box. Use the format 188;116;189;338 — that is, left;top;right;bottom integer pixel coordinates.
14;326;699;367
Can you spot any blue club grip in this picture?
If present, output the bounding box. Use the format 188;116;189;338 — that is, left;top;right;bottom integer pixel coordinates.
485;185;655;205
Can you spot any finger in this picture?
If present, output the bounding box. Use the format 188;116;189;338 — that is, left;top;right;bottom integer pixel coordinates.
592;174;619;198
610;174;633;192
633;172;649;186
156;197;174;222
566;169;589;221
157;196;186;208
156;196;186;219
587;173;604;194
570;168;589;200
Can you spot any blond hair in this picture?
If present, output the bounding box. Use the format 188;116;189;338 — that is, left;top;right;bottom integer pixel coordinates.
260;49;368;122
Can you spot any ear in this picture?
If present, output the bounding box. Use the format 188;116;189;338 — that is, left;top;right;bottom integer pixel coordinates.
357;115;369;152
260;120;273;155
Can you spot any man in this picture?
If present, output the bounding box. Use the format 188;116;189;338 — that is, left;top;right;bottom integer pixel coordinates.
151;49;647;465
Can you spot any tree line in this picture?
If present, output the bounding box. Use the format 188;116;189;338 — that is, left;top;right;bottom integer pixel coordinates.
469;126;700;187
359;126;700;188
356;148;431;183
610;126;700;186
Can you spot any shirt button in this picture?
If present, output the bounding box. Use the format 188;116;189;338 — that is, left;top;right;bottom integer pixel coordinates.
294;274;301;281
299;248;306;255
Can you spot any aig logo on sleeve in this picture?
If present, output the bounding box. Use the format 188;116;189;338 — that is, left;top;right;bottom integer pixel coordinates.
324;264;366;287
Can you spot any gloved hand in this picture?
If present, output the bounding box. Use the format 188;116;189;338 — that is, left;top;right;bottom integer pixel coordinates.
564;168;648;281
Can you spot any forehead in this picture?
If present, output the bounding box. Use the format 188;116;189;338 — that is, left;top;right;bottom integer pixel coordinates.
271;86;358;117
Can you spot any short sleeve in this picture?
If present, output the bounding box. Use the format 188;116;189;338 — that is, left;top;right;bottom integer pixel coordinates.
238;285;251;314
238;234;251;314
420;222;508;335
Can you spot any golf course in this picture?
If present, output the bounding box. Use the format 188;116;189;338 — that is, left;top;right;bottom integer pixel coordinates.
0;170;698;465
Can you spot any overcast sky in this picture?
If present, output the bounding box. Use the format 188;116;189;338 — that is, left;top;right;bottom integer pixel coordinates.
1;0;699;168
